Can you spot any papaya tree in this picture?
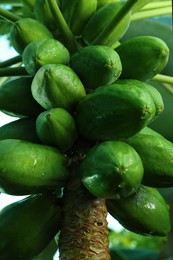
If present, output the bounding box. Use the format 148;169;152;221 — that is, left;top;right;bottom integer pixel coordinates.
0;0;173;259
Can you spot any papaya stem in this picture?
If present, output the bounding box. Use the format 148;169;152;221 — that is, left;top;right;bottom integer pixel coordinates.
153;74;173;85
59;175;110;259
132;7;171;21
47;0;78;54
0;67;28;77
0;7;20;23
0;55;22;68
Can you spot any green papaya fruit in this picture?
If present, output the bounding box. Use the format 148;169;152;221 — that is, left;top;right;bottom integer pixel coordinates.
80;141;144;199
34;0;60;38
22;38;70;76
115;36;169;81
70;45;122;90
107;185;170;236
82;2;131;46
61;0;97;36
0;139;69;195
0;193;62;260
0;77;44;117
76;79;156;141
121;19;173;77
31;64;86;112
0;117;40;143
10;18;53;54
125;127;173;187
36;108;78;152
136;81;164;117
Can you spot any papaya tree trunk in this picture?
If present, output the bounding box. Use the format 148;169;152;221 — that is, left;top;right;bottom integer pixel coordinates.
59;176;110;259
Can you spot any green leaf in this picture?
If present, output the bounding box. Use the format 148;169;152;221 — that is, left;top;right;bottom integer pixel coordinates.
0;18;12;35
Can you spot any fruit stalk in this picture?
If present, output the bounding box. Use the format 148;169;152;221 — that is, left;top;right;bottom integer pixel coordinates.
47;0;78;54
59;176;110;259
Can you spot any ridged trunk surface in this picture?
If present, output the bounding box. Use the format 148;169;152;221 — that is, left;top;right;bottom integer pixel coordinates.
59;177;110;259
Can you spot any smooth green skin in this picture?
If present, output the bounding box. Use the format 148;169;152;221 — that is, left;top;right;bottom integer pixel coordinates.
22;38;70;76
10;18;53;54
0;77;44;117
70;45;122;90
0;139;69;195
125;127;173;187
76;79;156;141
80;141;144;199
107;185;170;236
31;64;86;112
34;0;60;37
82;2;131;46
61;0;97;35
0;193;62;260
0;117;40;143
115;36;169;81
36;108;78;152
121;20;173;77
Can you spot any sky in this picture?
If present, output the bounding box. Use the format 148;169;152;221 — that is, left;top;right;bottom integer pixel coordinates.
0;35;123;231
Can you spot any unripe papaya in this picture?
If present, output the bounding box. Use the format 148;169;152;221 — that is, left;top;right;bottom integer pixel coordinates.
80;141;144;199
115;36;169;81
125;127;173;187
22;38;70;76
107;185;170;236
61;0;97;36
36;108;78;152
82;2;131;46
10;18;53;54
0;139;69;195
70;45;122;90
76;80;156;141
0;117;40;143
121;19;173;77
0;193;62;260
0;77;44;117
136;81;164;117
31;64;86;112
34;0;60;38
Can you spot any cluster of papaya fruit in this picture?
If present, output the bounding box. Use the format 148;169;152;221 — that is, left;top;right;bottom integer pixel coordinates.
0;0;172;258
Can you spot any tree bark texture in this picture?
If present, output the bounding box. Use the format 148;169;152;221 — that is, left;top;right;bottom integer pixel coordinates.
59;176;110;260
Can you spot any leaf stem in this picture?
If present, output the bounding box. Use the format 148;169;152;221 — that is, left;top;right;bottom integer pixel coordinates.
0;67;28;77
132;7;171;21
0;7;20;22
153;74;173;85
0;55;22;68
141;1;171;11
47;0;78;54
